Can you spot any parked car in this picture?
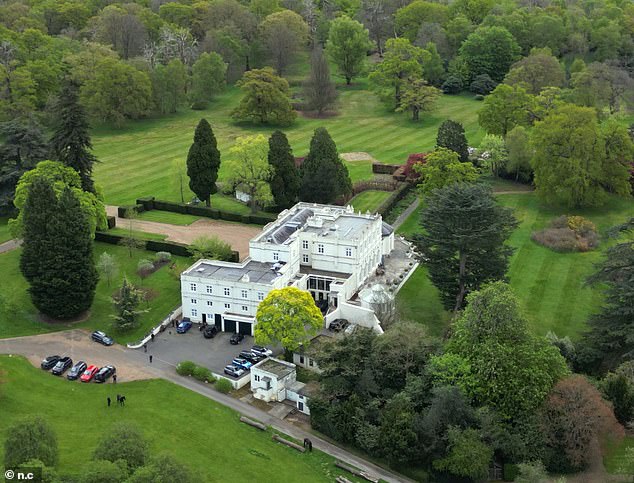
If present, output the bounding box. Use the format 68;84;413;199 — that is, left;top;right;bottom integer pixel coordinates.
51;356;73;376
230;333;244;345
177;320;193;334
67;361;87;381
94;365;116;383
91;330;114;346
329;319;349;332
251;345;273;357
80;365;99;382
203;325;218;339
239;350;264;364
232;358;252;370
40;355;61;370
224;365;245;378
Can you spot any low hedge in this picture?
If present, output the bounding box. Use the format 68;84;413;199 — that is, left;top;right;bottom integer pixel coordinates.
372;162;401;175
215;378;233;393
134;197;276;225
176;361;196;376
192;365;216;383
375;182;413;216
106;216;116;229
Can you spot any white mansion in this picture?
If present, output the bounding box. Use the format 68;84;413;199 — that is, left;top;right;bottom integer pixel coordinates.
180;202;397;337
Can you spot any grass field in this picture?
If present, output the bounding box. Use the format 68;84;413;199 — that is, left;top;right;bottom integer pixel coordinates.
350;190;392;213
136;210;201;225
0;243;188;344
0;356;362;482
0;217;11;244
92;83;483;206
605;436;634;475
107;227;167;240
395;192;634;339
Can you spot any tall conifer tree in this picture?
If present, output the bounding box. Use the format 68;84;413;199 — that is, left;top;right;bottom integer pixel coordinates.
299;128;351;203
186;119;221;207
50;79;98;193
268;131;299;209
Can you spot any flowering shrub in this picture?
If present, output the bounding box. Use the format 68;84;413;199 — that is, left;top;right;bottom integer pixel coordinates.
403;153;428;180
532;215;599;252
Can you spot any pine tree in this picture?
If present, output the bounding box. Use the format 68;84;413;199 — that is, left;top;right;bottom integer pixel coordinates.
112;277;145;332
186;119;221;207
300;128;352;203
19;178;58;284
27;187;98;319
268;131;300;209
50;79;98;193
436;120;470;163
303;47;337;115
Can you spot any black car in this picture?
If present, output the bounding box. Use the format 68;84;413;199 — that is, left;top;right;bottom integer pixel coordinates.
94;365;116;383
41;355;61;370
91;330;114;346
239;350;264;364
51;356;73;376
67;361;87;381
230;333;244;345
203;325;219;339
329;319;349;332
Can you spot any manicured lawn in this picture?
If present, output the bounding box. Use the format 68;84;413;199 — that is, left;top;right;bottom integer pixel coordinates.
0;356;362;482
92;84;483;205
396;266;451;338
604;436;634;475
350;190;392;213
394;192;634;339
0;217;12;244
0;243;189;344
107;227;167;241
395;201;422;238
136;210;201;225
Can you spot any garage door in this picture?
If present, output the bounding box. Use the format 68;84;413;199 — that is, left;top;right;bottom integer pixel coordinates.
238;322;252;336
224;319;236;333
214;314;222;329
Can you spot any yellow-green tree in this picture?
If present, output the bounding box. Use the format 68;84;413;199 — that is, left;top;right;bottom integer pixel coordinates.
255;287;323;352
415;148;478;195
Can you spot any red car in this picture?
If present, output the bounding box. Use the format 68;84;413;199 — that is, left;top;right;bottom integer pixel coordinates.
80;364;99;382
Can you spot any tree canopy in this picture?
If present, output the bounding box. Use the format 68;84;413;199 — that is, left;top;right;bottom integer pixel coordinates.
326;16;372;85
186;119;221;207
232;68;296;125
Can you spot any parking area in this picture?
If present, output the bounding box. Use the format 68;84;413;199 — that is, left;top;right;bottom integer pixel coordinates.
144;326;277;380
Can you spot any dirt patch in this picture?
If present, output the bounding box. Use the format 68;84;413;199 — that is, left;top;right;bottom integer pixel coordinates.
37;311;91;325
340;152;378;162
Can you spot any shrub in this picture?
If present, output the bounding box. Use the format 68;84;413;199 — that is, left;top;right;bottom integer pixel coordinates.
403;153;427;180
469;74;496;95
192;365;215;383
442;75;463;94
137;259;155;278
176;361;196;376
189;236;234;261
532;215;599;252
155;251;172;263
215;378;233;393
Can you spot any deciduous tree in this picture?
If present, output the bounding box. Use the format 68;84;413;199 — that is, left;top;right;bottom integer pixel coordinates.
127;454;193;483
4;416;58;469
232;68;296;125
260;10;309;75
112;276;145;332
97;252;118;288
186;119;221;207
433;427;493;480
459;26;520;82
416;185;517;311
190;52;227;108
93;422;149;472
396;78;440;121
504;125;533;182
303;47;337;115
267;131;299;209
414;147;478;195
255;287;323;352
225;135;273;213
504;47;565;95
326;16;372;85
151;59;188;114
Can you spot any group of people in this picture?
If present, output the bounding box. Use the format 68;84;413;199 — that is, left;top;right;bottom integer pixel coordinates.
106;394;126;407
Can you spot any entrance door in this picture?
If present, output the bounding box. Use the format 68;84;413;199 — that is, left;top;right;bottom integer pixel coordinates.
224;319;236;333
202;313;206;324
238;322;252;336
214;314;222;329
298;402;304;412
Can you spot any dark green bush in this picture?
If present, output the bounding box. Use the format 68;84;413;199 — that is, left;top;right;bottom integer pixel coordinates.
192;366;215;383
176;361;196;376
215;378;233;393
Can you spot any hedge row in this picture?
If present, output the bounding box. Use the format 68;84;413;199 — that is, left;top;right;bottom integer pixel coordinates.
131;197;276;225
176;360;216;383
352;179;399;195
372;163;401;175
95;230;239;261
375;182;413;217
118;204;145;218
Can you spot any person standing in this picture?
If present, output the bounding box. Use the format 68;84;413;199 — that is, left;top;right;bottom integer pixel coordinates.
143;343;147;353
107;397;111;407
113;374;117;384
149;355;153;363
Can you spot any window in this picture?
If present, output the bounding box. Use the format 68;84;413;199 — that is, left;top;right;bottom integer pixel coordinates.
318;244;324;254
206;285;213;294
224;303;231;309
302;240;309;249
242;305;248;312
190;283;197;291
345;247;352;257
191;298;197;304
302;254;309;263
224;288;230;296
257;292;264;301
255;375;260;382
273;252;279;261
309;360;314;367
241;289;248;299
207;301;213;306
299;356;305;364
191;309;198;317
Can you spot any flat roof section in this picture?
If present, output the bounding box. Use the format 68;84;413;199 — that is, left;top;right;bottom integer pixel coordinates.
299;266;352;279
184;260;281;284
304;214;374;240
254;358;295;379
